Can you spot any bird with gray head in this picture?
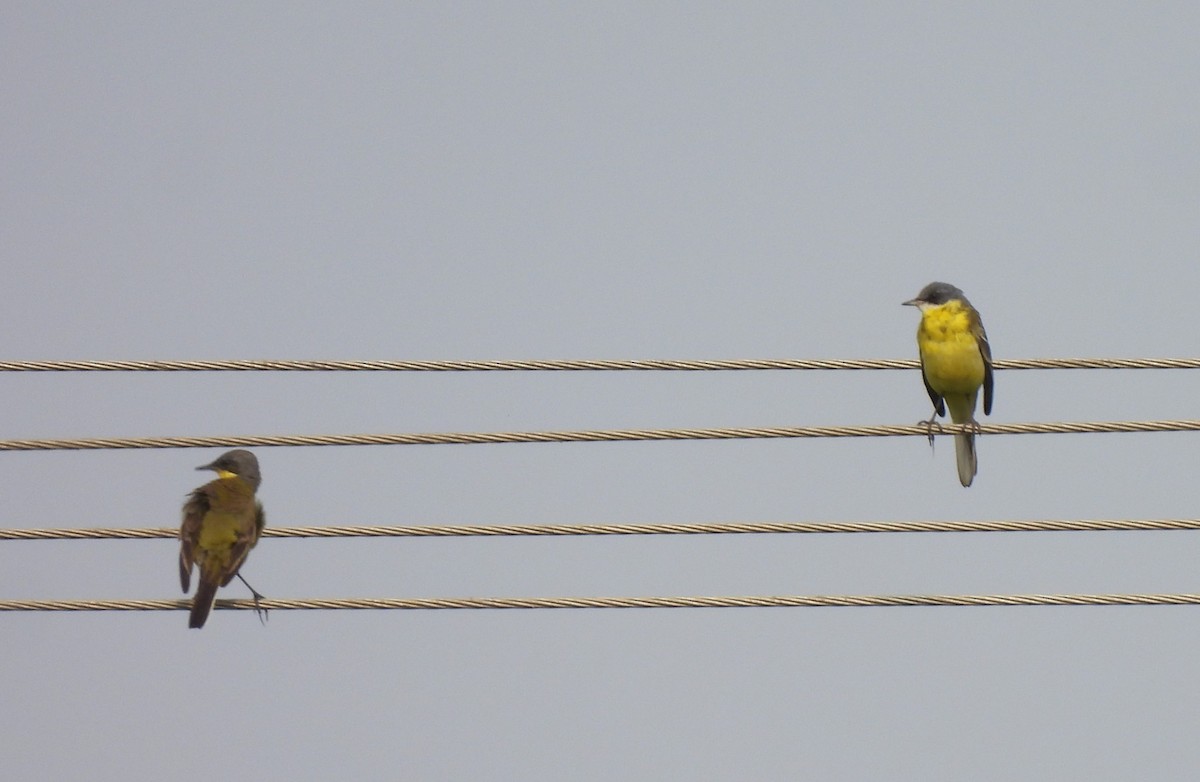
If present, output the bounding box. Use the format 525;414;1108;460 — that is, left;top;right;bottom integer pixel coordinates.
903;282;994;486
178;449;267;628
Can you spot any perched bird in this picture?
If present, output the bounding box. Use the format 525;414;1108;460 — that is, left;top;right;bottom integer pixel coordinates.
903;282;994;487
179;449;265;628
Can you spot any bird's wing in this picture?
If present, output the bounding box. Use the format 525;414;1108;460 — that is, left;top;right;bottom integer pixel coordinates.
919;356;946;417
252;502;266;545
971;311;994;416
219;505;262;587
179;486;211;593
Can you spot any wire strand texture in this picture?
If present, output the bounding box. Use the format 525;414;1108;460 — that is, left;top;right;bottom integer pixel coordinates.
5;593;1200;612
5;517;1200;541
2;357;1200;372
0;419;1198;452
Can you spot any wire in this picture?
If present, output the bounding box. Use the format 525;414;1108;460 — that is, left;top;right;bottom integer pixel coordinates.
1;357;1199;372
1;418;1198;452
5;593;1200;612
5;517;1200;541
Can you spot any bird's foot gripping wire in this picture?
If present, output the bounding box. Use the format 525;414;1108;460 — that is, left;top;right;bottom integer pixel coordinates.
918;416;945;449
237;573;269;625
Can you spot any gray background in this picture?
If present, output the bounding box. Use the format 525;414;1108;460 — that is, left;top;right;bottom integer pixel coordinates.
3;3;1200;780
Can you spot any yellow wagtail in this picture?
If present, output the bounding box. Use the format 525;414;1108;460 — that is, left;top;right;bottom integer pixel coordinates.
179;449;266;628
903;282;994;487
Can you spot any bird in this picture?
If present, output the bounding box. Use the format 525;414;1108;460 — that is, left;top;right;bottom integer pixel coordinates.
903;282;994;487
178;449;266;628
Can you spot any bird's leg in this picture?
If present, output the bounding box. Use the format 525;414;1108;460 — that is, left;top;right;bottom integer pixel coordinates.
236;573;269;625
918;414;944;449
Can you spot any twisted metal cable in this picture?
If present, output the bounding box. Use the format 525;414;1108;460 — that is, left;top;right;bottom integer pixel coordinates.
5;517;1200;541
1;357;1200;372
1;418;1199;452
4;593;1200;612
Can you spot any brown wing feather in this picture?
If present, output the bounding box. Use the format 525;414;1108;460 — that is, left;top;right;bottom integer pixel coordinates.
220;533;255;586
253;502;266;542
969;309;994;416
217;500;263;587
178;486;211;593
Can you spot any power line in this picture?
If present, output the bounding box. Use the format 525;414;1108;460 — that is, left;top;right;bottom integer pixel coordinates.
5;517;1200;541
1;418;1198;452
1;357;1199;372
5;592;1200;612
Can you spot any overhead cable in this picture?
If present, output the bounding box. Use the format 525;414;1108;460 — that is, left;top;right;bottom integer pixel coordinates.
5;517;1200;541
1;418;1198;452
5;592;1200;612
1;357;1200;373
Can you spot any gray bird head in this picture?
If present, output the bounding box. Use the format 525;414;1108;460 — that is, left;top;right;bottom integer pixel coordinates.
903;281;968;309
196;449;262;491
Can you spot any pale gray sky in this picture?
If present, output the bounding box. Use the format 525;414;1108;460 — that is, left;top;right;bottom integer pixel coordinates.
3;3;1200;780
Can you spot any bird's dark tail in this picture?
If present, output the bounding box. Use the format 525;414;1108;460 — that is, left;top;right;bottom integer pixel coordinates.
189;578;219;629
954;432;977;487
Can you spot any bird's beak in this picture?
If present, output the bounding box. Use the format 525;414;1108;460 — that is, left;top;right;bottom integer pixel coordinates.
902;298;920;307
197;462;238;480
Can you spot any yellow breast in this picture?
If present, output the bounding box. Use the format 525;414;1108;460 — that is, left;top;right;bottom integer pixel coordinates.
917;302;985;394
